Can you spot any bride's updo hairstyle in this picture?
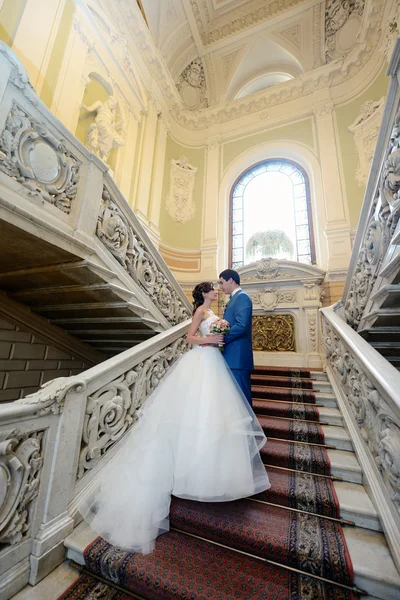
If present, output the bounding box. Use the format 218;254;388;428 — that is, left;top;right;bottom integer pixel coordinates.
192;281;214;314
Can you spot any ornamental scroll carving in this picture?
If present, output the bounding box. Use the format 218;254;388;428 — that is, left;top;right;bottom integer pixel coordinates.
0;41;37;105
78;336;188;478
325;0;366;63
324;320;400;515
165;155;197;224
97;186;191;324
345;102;400;329
242;258;293;282
0;103;81;213
252;314;296;352
0;430;44;547
14;377;86;417
251;288;297;310
349;98;385;186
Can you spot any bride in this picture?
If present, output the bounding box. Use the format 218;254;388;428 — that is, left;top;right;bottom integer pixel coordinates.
80;281;271;554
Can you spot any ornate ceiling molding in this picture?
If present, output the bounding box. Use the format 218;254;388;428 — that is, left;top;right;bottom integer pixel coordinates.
189;0;308;47
101;0;390;131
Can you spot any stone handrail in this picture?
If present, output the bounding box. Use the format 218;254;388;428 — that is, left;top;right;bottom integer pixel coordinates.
342;40;400;330
0;319;190;594
0;42;191;329
321;306;400;571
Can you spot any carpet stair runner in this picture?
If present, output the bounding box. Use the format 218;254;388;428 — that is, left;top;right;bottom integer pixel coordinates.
60;367;359;600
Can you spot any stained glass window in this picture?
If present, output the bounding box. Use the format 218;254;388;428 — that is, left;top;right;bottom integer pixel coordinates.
229;160;315;268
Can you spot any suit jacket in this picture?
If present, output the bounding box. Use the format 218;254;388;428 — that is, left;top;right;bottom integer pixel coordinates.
222;290;254;371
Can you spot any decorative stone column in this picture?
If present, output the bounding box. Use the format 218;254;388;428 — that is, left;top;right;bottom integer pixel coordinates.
146;114;169;248
12;0;68;92
313;101;352;273
52;14;95;131
117;105;140;200
135;97;158;226
201;136;221;279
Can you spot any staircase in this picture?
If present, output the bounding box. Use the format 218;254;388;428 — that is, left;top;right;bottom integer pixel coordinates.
343;46;400;371
0;42;191;368
48;367;399;600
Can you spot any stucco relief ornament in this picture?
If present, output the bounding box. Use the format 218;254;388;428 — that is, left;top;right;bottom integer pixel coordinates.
0;103;80;213
176;57;208;111
325;0;366;62
166;155;197;224
81;96;125;163
349;98;385;186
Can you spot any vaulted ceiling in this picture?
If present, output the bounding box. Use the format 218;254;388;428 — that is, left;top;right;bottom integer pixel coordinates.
139;0;366;110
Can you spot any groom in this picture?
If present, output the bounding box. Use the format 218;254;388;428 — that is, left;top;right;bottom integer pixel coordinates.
219;269;254;407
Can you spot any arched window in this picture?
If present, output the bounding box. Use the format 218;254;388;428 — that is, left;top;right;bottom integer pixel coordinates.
229;160;315;268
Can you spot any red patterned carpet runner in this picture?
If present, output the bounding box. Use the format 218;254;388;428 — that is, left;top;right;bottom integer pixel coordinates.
59;366;354;600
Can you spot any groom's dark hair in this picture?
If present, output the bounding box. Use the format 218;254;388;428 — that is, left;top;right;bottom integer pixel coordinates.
219;269;240;285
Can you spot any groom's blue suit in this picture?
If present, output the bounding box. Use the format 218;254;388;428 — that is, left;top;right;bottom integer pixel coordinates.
223;289;254;407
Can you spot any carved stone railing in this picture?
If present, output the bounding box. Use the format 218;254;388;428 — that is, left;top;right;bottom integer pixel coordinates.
0;42;191;331
343;41;400;331
0;319;190;599
321;306;400;572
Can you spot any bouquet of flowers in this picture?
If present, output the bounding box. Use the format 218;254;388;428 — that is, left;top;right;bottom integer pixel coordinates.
210;318;230;350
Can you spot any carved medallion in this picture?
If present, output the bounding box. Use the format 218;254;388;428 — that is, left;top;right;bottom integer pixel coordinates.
0;103;80;213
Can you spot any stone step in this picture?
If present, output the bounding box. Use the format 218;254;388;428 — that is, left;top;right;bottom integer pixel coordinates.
11;562;79;600
327;448;363;484
314;391;337;407
310;370;328;381
333;481;381;531
322;424;353;451
319;406;343;426
63;520;400;600
344;527;400;600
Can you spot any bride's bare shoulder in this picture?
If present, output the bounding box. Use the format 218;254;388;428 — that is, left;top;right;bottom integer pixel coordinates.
193;306;207;321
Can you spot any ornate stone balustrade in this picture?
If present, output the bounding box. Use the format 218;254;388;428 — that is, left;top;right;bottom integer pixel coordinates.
0;319;190;596
343;43;400;331
0;42;191;331
321;306;400;571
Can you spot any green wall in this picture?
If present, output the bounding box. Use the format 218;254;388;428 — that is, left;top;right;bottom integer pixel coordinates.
336;66;389;227
159;136;205;249
222;118;314;172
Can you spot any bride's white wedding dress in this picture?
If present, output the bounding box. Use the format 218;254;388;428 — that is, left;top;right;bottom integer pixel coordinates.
80;311;271;554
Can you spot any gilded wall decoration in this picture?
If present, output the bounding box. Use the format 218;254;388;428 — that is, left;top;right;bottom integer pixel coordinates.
252;314;296;352
165;155;197;224
176;57;208;110
0;430;44;547
0;103;80;214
